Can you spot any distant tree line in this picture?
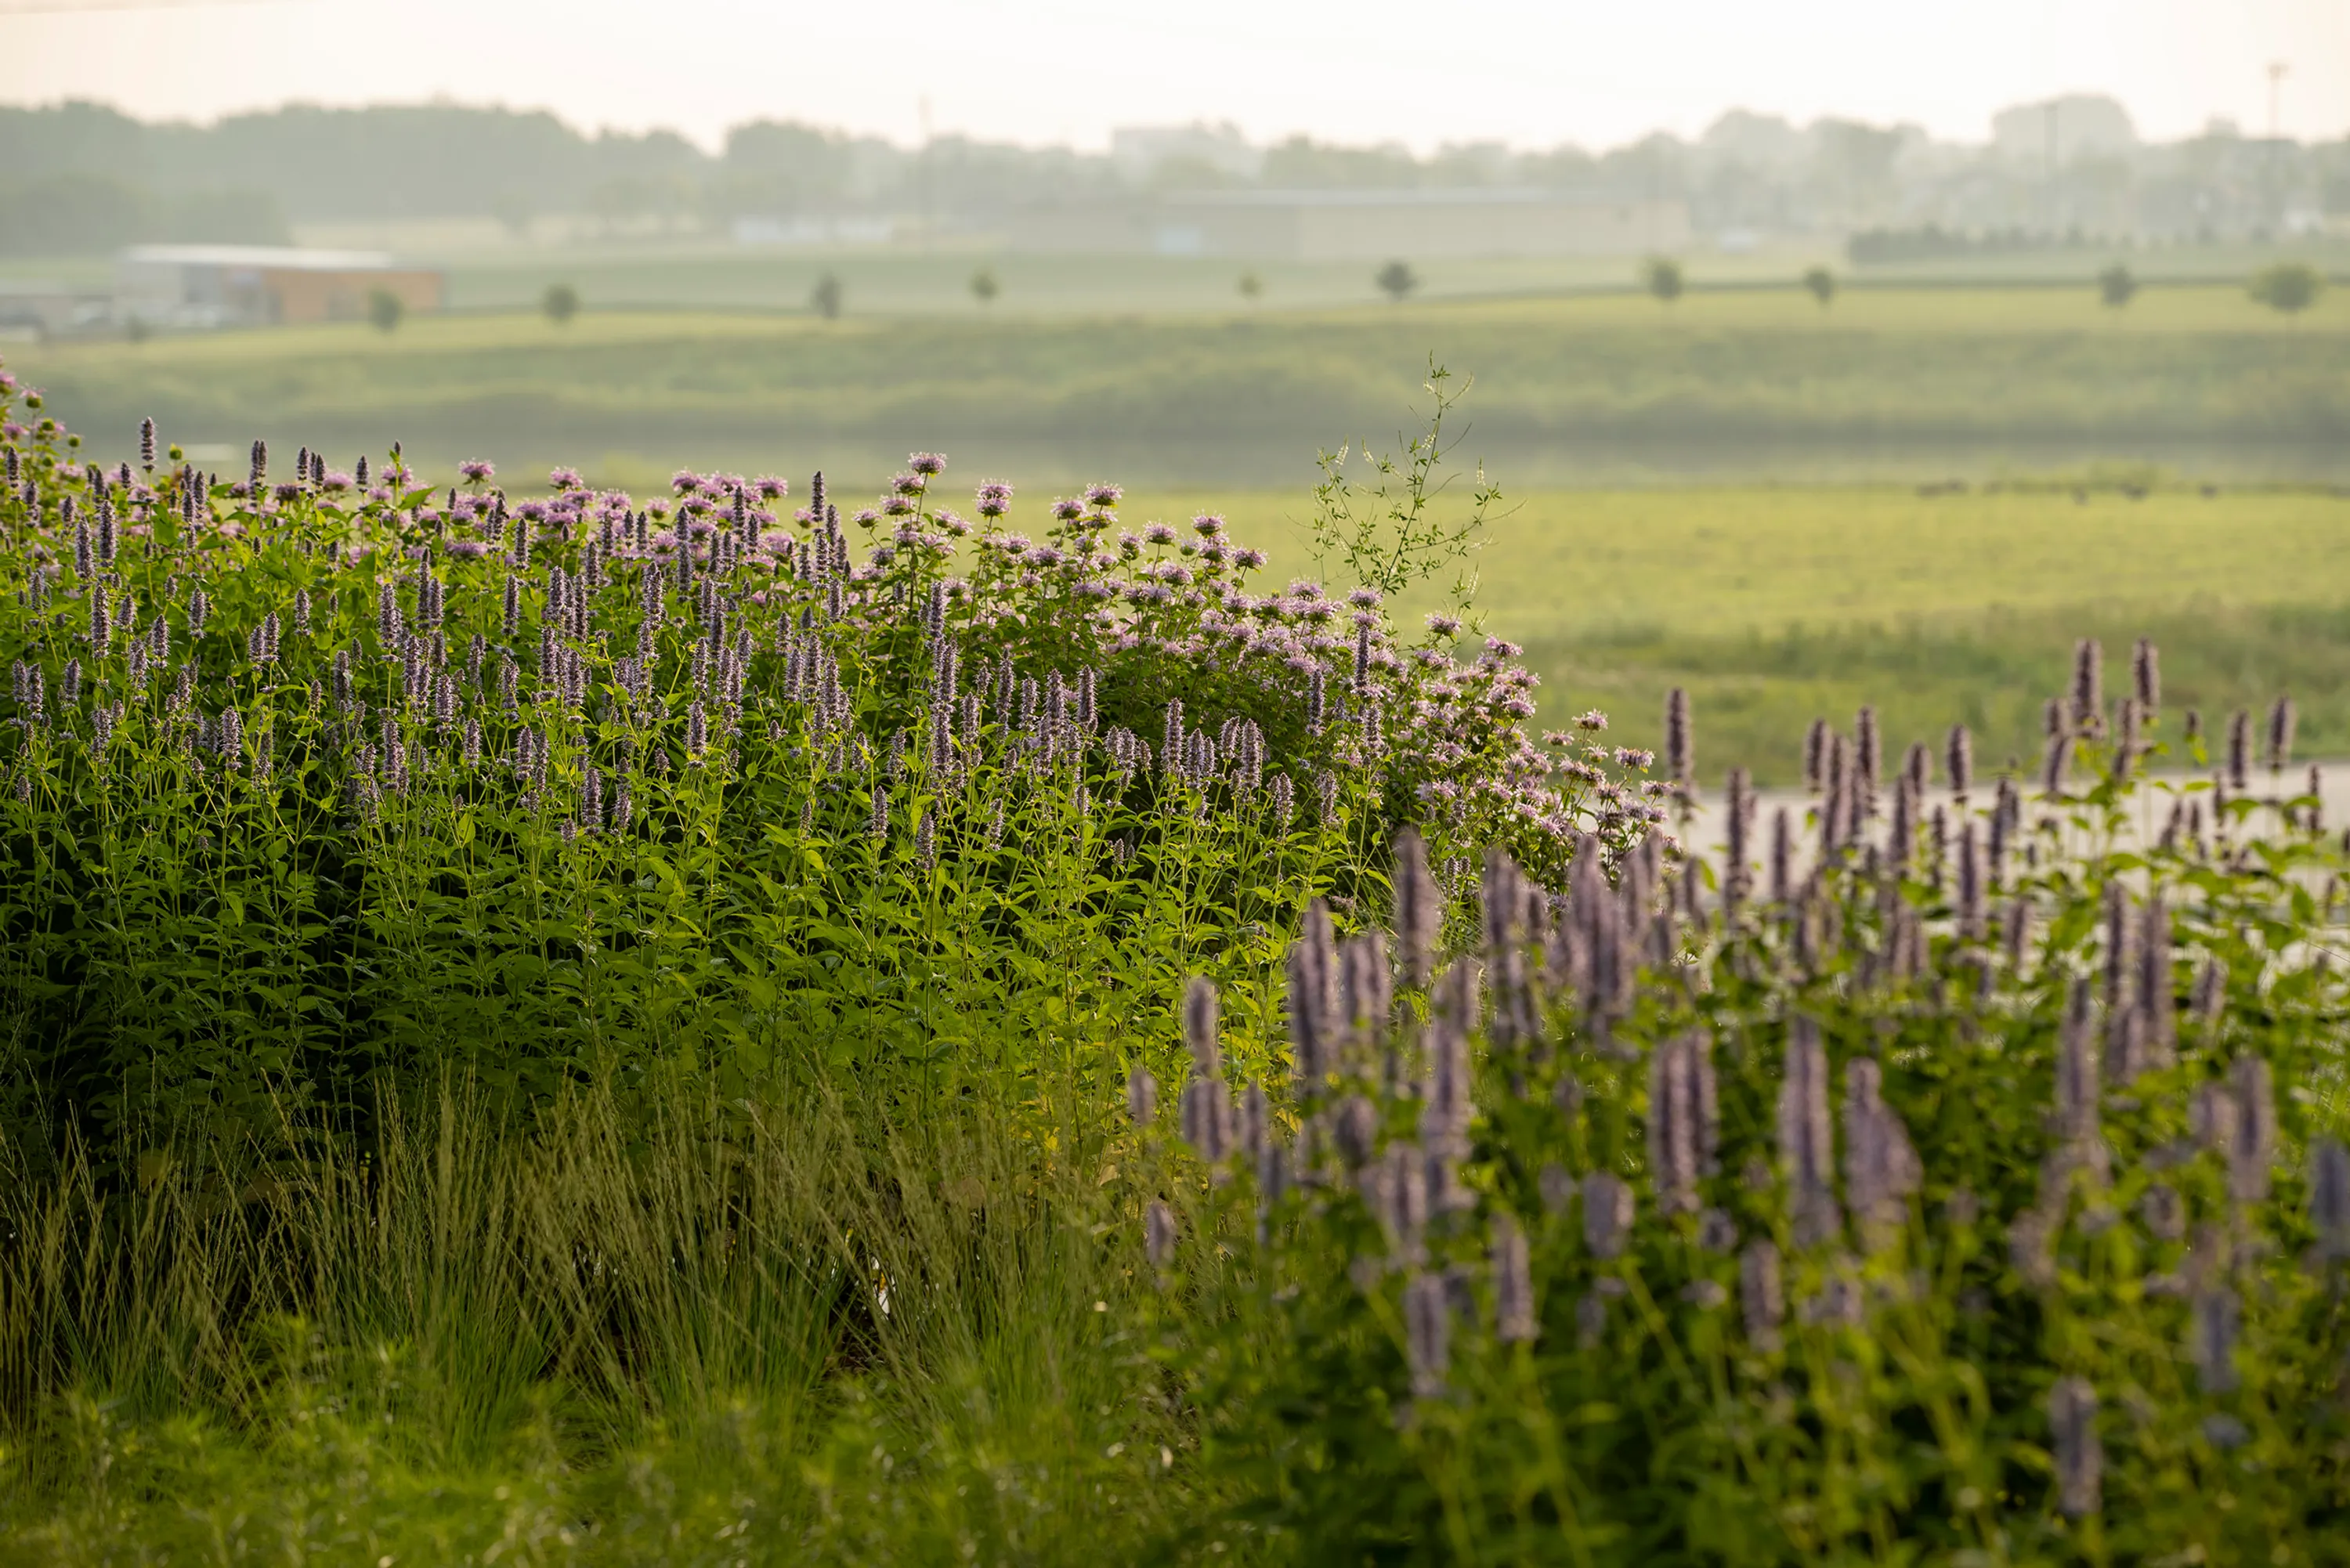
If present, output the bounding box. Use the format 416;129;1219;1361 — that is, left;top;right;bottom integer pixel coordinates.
2;99;2345;258
0;172;288;256
1846;225;2173;266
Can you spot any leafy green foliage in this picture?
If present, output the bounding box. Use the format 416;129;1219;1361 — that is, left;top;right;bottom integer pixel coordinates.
1307;361;1504;609
2248;262;2325;316
0;385;1625;1148
1148;714;2350;1561
366;286;405;334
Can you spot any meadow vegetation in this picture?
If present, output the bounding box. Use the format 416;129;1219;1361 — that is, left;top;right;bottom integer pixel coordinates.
1126;482;2350;785
12;284;2346;471
2;363;2349;1561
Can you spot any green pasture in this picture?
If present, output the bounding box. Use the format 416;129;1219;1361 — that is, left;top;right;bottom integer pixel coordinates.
11;283;2346;484
327;229;2344;316
1129;483;2350;784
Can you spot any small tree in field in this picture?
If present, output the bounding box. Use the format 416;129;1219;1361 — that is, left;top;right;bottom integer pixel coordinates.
1374;260;1419;302
367;288;404;334
1801;266;1835;307
968;267;1000;306
1643;255;1685;303
811;273;844;320
2098;264;2138;309
541;284;580;326
2248;262;2323;315
1237;270;1263;302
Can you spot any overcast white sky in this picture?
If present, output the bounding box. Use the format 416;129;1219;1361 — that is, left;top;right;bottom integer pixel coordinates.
0;0;2343;152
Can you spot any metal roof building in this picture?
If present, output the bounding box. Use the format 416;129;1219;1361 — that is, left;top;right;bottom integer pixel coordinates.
116;245;445;329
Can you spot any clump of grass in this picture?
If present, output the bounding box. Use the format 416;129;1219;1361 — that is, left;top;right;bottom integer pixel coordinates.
0;1077;1216;1563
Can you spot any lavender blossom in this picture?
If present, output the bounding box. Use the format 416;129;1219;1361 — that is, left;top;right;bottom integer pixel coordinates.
2055;977;2101;1143
1945;723;1972;800
1288;900;1339;1093
2048;1378;2102;1518
1853;705;1879;818
2227;1053;2276;1205
1841;1057;1921;1234
1582;1172;1632;1260
1723;768;1753;909
1778;1018;1842;1248
1126;1064;1158;1127
2135;894;2175;1070
2192;1285;2240;1394
1394;826;1441;989
1145;1201;1177;1272
1184;976;1220;1075
2132;637;2160;713
1647;1032;1715;1214
2070;638;2102;732
1768;806;1791;905
1403;1270;1450;1396
1956;822;1983;941
1664;686;1691;784
1492;1214;1536;1342
2311;1139;2350;1262
1740;1241;1784;1350
1180;1075;1231;1166
2266;695;2296;773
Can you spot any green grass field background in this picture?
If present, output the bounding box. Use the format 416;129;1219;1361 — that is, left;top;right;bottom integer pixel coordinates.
1106;483;2350;784
13;284;2346;486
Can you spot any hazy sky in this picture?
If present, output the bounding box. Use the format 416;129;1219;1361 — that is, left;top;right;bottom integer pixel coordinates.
1;0;2343;152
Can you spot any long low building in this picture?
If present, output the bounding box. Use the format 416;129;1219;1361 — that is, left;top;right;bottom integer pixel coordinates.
1010;188;1690;260
116;245;445;329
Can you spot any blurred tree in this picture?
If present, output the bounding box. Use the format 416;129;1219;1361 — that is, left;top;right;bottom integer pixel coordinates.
2097;263;2138;309
1801;266;1836;306
367;287;404;334
1643;256;1685;303
0;175;290;255
2247;262;2323;314
1374;260;1419;302
1266;136;1423;189
811;272;844;320
490;190;533;240
541;283;580;325
1237;270;1263;302
968;267;1000;305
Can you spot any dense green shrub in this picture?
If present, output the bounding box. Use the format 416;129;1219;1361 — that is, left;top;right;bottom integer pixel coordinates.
1144;689;2350;1562
0;377;1633;1146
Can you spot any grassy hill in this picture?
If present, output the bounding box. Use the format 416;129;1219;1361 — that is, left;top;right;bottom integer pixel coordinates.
11;284;2346;484
1119;482;2350;785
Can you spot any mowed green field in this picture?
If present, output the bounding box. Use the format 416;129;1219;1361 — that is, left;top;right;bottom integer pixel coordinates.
12;283;2347;482
1119;483;2350;785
